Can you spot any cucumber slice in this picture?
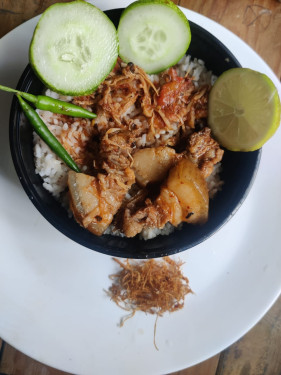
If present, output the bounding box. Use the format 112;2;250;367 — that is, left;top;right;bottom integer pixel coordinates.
117;0;191;74
29;1;118;95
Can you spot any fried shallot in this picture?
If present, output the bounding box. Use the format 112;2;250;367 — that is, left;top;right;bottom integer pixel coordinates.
107;257;193;349
108;257;192;318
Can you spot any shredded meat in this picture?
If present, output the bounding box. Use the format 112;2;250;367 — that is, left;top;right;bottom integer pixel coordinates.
187;127;224;178
65;59;224;237
156;68;195;125
185;85;210;128
93;60;157;135
121;187;182;238
68;166;135;236
98;129;133;171
72;94;96;109
68;130;135;236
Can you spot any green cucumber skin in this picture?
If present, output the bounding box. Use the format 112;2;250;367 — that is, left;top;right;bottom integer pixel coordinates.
123;0;189;21
29;1;119;96
118;0;191;74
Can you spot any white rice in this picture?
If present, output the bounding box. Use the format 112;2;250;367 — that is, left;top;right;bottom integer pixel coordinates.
33;114;69;198
33;56;220;239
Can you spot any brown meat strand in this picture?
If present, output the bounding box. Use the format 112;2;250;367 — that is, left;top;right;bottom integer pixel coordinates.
93;62;157;135
187;127;224;178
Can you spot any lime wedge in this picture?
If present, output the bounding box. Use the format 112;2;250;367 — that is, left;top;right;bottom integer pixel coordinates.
208;68;281;151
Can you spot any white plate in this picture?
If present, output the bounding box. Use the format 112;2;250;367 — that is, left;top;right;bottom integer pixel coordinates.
0;1;280;374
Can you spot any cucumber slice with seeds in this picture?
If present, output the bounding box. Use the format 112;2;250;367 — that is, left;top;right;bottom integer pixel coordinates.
117;0;191;74
29;1;118;95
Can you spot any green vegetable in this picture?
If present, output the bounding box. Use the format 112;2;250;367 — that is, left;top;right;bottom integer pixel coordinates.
208;68;281;151
0;84;96;119
29;1;118;95
17;95;80;173
117;0;191;74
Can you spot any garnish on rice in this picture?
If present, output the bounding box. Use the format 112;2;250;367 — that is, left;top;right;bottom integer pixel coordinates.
108;256;192;318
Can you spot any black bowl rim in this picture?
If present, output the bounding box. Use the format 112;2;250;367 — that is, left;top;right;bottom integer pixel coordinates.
9;9;261;258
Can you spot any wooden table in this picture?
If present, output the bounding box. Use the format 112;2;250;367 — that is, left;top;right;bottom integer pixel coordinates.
0;1;280;374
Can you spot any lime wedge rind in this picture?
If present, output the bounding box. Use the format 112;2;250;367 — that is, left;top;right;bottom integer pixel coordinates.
208;68;281;152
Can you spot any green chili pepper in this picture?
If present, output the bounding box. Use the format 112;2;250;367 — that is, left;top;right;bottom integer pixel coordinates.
17;95;80;173
0;84;96;119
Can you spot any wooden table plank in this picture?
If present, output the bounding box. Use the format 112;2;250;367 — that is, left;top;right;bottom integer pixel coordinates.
216;295;281;375
1;297;281;375
0;343;70;375
0;338;3;358
179;0;281;80
0;0;70;39
0;0;179;39
0;343;221;375
170;354;220;375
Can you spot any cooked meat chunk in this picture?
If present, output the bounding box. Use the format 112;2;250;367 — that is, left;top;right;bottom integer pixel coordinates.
68;130;135;236
122;187;182;238
122;158;209;237
156;68;195;125
132;146;179;187
166;157;209;224
68;168;135;236
187;127;224;178
156;68;210;130
98;129;133;172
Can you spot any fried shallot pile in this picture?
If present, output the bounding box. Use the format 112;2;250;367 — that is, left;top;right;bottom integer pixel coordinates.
108;257;192;318
107;256;193;350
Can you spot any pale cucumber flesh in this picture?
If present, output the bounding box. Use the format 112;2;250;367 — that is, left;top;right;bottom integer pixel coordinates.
30;1;118;95
118;2;191;74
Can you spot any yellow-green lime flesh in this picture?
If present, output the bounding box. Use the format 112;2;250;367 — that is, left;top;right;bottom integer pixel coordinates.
208;68;281;151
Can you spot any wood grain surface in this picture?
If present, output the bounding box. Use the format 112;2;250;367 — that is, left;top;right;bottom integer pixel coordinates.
0;0;281;374
180;0;281;79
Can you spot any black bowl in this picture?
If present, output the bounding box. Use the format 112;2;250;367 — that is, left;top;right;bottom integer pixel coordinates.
9;8;261;258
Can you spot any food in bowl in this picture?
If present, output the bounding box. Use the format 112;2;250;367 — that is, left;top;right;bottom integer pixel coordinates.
34;54;224;239
10;5;263;257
